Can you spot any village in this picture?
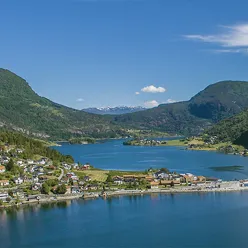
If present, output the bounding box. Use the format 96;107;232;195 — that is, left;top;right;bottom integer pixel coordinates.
0;142;247;207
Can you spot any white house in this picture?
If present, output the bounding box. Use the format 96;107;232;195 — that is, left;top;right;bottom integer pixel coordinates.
72;163;79;169
113;176;124;185
0;192;9;202
71;175;78;181
33;177;39;183
32;183;41;191
27;159;34;165
17;160;23;166
38;160;46;165
0;180;9;186
14;177;24;185
1;156;9;164
153;171;169;179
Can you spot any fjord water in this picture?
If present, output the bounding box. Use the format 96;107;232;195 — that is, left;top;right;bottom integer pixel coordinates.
2;141;248;248
2;192;248;248
54;139;248;180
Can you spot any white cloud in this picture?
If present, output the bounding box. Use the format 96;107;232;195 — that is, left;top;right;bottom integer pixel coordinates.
76;98;85;102
165;99;177;104
141;85;166;93
184;23;248;54
144;100;159;108
135;92;140;95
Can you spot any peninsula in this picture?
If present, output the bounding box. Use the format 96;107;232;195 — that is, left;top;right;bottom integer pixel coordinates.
123;136;248;156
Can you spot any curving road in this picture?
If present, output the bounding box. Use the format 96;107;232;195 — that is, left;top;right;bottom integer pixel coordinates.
58;168;64;181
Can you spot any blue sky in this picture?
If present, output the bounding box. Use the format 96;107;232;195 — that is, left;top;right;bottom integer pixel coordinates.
1;0;248;109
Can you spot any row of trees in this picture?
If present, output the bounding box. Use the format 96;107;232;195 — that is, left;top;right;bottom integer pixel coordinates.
41;179;67;194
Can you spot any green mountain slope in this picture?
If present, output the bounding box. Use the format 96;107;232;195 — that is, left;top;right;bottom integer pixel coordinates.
205;109;248;147
2;69;248;139
188;81;248;121
113;81;248;135
0;69;121;140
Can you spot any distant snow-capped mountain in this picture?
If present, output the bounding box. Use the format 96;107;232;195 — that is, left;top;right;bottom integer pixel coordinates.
83;106;146;115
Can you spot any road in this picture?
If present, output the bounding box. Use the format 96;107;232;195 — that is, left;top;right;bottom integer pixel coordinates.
58;168;64;181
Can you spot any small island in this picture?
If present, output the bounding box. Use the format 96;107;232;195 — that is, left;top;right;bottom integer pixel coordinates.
68;137;96;145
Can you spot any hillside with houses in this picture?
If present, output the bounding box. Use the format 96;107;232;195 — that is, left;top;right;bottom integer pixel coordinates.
0;131;223;206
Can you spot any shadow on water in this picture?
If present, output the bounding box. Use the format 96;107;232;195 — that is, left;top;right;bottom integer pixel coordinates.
209;165;248;178
209;165;244;172
0;200;75;218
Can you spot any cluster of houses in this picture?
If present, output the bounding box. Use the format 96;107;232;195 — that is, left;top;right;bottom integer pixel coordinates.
62;162;90;171
111;170;207;189
0;143;97;199
0;156;54;186
134;139;167;146
0;143;220;203
59;171;101;194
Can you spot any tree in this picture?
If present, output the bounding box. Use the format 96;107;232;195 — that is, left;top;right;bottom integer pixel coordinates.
68;178;74;186
8;190;13;197
106;174;113;183
170;181;174;188
79;173;86;180
6;159;14;171
56;184;67;194
160;168;170;174
46;179;58;187
41;182;50;194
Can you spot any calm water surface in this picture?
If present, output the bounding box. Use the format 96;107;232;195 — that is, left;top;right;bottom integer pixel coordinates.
54;139;248;180
3;140;248;247
1;192;248;248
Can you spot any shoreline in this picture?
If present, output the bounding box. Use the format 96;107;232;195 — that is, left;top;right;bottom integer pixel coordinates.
1;182;248;209
124;143;248;155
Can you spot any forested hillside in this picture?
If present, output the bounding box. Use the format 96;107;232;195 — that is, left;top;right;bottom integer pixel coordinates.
0;130;74;164
2;68;248;138
205;109;248;147
0;69;124;140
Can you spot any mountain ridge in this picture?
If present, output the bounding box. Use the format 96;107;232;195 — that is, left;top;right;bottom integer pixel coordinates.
1;68;248;138
112;80;248;135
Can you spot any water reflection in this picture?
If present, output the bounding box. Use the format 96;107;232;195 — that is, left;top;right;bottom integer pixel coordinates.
1;192;248;248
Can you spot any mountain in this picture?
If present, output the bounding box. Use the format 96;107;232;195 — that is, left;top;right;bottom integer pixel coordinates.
112;81;248;135
2;69;248;139
83;106;146;115
0;69;125;140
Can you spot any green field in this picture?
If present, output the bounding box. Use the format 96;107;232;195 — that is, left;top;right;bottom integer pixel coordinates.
74;169;148;182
